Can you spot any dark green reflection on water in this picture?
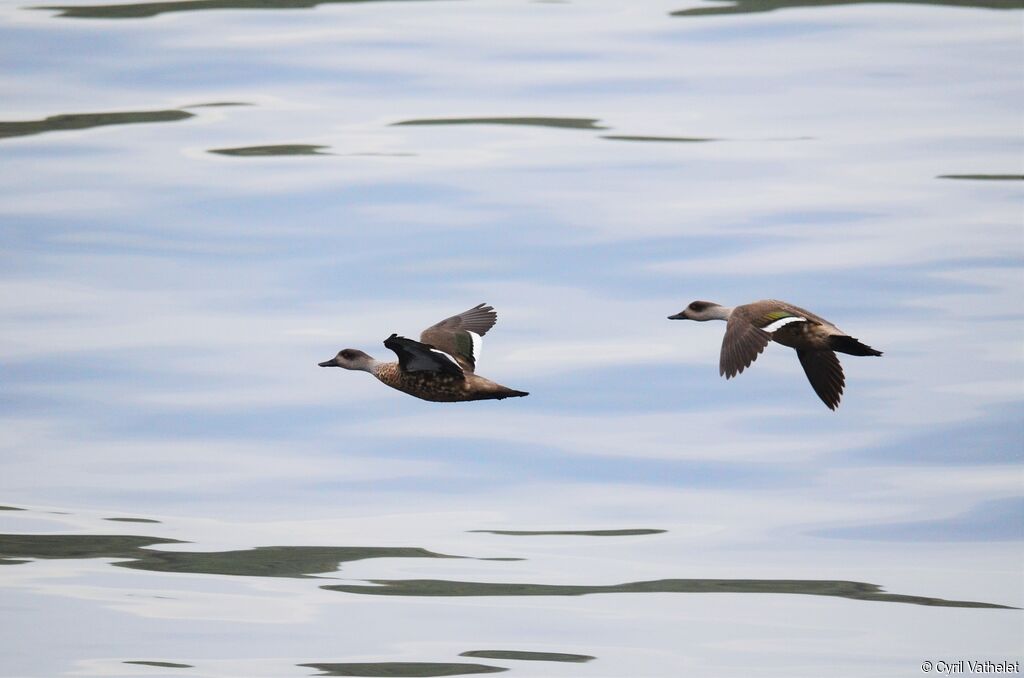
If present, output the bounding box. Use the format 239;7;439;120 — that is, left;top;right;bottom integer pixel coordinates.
119;545;459;577
0;533;462;577
0;534;181;565
323;578;1014;608
392;117;608;130
0;506;26;511
938;174;1024;180
124;661;193;669
470;529;665;536
210;144;332;157
36;0;437;19
601;135;716;143
460;650;595;663
0;109;194;141
105;517;162;523
671;0;1021;16
301;662;507;677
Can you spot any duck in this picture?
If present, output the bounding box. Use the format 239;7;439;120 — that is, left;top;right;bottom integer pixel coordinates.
319;303;528;402
668;299;882;410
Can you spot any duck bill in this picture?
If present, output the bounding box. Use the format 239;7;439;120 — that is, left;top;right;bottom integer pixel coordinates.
667;312;687;320
318;358;339;367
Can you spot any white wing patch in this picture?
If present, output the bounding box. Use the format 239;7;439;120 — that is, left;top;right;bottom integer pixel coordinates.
762;316;807;333
429;348;463;371
468;331;482;362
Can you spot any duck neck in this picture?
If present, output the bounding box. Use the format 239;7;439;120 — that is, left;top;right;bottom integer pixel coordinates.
708;305;733;321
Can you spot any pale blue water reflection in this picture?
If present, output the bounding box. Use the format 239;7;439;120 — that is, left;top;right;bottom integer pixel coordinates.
1;0;1022;676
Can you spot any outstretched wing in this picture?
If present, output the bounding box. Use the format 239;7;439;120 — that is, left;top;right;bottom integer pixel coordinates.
720;300;828;378
419;303;497;373
797;349;845;410
383;334;464;378
720;307;773;378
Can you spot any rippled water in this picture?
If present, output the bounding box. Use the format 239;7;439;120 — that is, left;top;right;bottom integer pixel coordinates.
1;0;1022;676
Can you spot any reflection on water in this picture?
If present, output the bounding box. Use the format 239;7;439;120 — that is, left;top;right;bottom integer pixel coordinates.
671;0;1022;16
0;533;469;577
119;545;466;577
459;651;595;663
300;662;507;677
124;661;193;669
0;109;194;140
0;506;25;511
938;174;1024;181
391;117;608;130
35;0;438;19
104;517;162;523
469;529;665;536
183;102;250;108
601;135;716;143
323;577;1014;608
210;144;332;157
4;528;1011;609
38;0;1022;19
2;0;1022;673
0;534;181;566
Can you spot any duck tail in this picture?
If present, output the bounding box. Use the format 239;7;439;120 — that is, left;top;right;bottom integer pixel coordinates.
830;335;882;357
492;388;529;400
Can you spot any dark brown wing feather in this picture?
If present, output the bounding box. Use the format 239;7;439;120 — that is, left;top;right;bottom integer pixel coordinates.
420;303;497;372
423;303;498;337
720;307;772;378
797;349;845;410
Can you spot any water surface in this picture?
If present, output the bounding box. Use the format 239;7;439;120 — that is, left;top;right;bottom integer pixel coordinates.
1;0;1021;676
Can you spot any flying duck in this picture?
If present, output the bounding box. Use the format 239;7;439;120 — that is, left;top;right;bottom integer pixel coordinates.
319;303;528;402
668;299;882;410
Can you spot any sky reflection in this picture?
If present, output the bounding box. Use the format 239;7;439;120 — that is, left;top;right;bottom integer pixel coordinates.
1;0;1021;675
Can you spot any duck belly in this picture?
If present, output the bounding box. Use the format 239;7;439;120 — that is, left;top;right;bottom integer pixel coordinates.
770;322;832;350
393;372;469;402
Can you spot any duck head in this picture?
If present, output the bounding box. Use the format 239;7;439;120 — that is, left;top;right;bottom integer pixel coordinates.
319;348;376;372
668;300;731;321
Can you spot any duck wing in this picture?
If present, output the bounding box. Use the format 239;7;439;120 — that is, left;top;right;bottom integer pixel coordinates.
721;299;838;378
720;305;773;378
384;334;464;378
419;303;497;373
797;349;845;410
